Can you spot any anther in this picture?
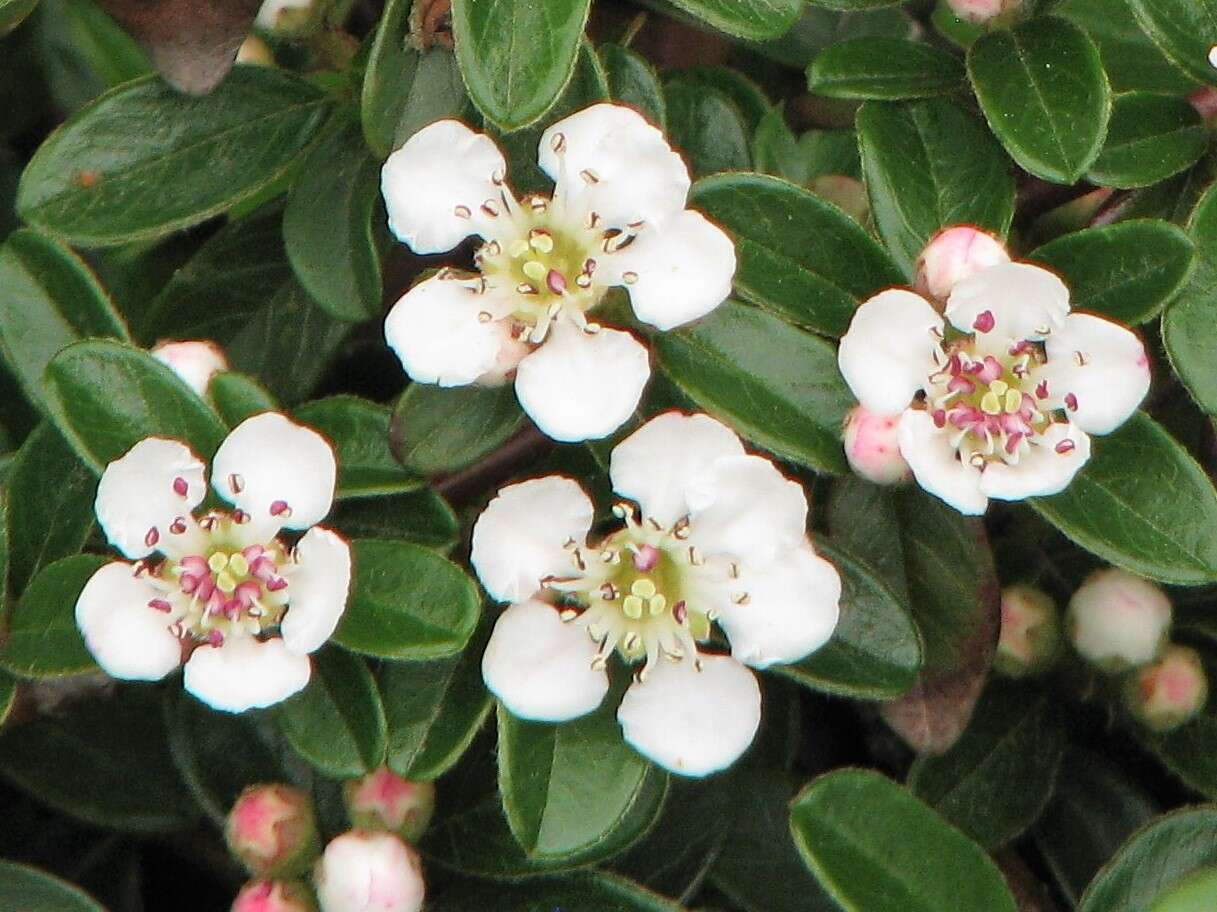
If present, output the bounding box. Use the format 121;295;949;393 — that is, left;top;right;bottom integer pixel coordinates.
550;132;566;154
732;593;751;606
148;598;172;613
516;283;538;295
1073;351;1088;367
972;310;995;333
169;518;187;535
478;311;493;323
529;196;548;213
580;168;599;184
528;229;554;253
546;270;567;295
229;474;244;494
622;271;638;285
1064;392;1079;411
560;608;579;622
969;452;986;468
172;476;189;497
480;200;499;218
673;601;687;624
269;500;291;517
145;527;159;547
688;546;703;566
1055;439;1076;454
454;205;471;219
233;509;249;524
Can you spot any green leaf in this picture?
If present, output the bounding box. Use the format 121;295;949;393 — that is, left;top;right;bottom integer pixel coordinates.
0;0;38;36
967;17;1111;184
451;0;590;131
670;67;771;133
1164;182;1217;415
431;871;684;911
655;300;854;475
17;69;331;246
1029;220;1195;324
751;4;916;70
284;117;383;322
0;861;106;912
0;554;101;679
1080;808;1217;911
1030;413;1217;585
209;371;278;427
6;423;95;596
328;490;460;553
776;538;921;700
908;681;1066;849
664;82;751;178
665;0;802;40
0;229;129;409
601;43;666;129
1088;93;1207;189
1151;867;1217;912
857;99;1016;276
390;382;525;475
689;173;903;335
42;339;228;472
295;396;422;499
1126;0;1217;87
0;672;15;727
335;539;480;660
808;38;964;99
790;768;1017;912
276;647;387;778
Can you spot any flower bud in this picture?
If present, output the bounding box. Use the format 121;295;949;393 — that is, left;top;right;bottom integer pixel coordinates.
151;340;228;397
945;0;1022;26
914;226;1009;301
315;831;425;912
226;785;320;878
232;881;316;912
995;584;1060;677
842;406;911;485
1067;568;1172;671
343;768;436;843
1190;87;1217;128
1124;644;1207;732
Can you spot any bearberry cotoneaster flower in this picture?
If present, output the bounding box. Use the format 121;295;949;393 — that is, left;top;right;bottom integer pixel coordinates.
74;413;352;712
838;239;1150;515
470;412;841;777
314;831;425;912
380;104;736;442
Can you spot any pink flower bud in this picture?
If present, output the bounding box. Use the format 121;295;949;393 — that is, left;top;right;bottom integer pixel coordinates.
226;785;320;878
315;831;425;912
231;881;316;912
1190;87;1217;127
1125;644;1208;733
343;768;436;843
995;585;1059;677
1067;568;1172;671
945;0;1022;26
914;226;1010;301
151;340;229;397
842;406;911;485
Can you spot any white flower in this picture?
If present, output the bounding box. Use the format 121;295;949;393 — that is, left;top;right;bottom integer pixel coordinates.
380;105;736;443
151;340;229;397
837;259;1150;515
469;412;841;777
1067;567;1172;670
74;413;352;713
314;831;425;912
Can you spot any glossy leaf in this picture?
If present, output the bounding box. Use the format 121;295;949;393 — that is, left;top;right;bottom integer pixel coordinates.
0;861;106;912
1164;182;1217;414
431;871;683;911
671;66;770;133
1056;0;1198;94
808;38;964;99
0;554;101;679
664;82;750;178
1126;0;1217;86
17;68;330;246
666;0;802;39
1089;93;1207;189
967;17;1111;184
601;43;666;128
0;0;38;35
328;490;461;553
295;396;422;499
1151;867;1217;912
689;173;904;335
390;382;526;475
208;371;278;427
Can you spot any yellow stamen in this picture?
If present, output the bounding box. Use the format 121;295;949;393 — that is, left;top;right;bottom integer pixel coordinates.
631;578;657;599
1004;389;1022;413
980;391;1002;415
623;595;644;619
208;552;229;573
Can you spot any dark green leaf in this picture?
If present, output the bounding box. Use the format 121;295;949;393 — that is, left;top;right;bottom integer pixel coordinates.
328;490;460;553
0;554;101;679
857;99;1015;275
0;672;14;727
295;396;422;499
1151;866;1217;911
655;300;854;475
43;339;228;471
664;82;750;178
17;69;331;246
670;66;770;133
430;871;684;911
601;43;666;128
1126;0;1217;86
335;539;480;660
750;4;916;70
390;382;526;475
1089;93;1207;189
809;38;964;99
1031;413;1217;585
967;17;1111;184
1029;219;1195;324
1164;182;1217;414
208;371;278;427
1055;0;1199;94
791;768;1017;912
665;0;801;40
0;861;106;912
689;173;903;335
0;0;38;35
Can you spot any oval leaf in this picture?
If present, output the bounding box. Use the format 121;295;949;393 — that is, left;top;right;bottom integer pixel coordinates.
0;554;102;679
1126;0;1217;87
808;38;964;99
390;383;526;475
664;0;801;40
328;490;460;554
1163;182;1217;415
209;371;278;427
602;43;666;128
295;396;422;499
664;81;751;178
0;861;106;912
1088;92;1207;189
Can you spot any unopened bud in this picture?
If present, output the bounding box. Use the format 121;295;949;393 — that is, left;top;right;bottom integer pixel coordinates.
151;340;228;397
474;324;531;388
915;226;1009;301
226;785;320;878
1125;644;1207;732
945;0;1022;26
231;881;316;912
842;406;910;485
1067;568;1172;671
1190;87;1217;128
995;584;1059;677
809;176;869;225
344;768;436;843
315;831;425;912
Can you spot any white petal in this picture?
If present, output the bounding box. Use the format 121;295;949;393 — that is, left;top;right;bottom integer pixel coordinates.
212;412;337;531
609;411;745;529
514;321;650;443
470;476;594;603
74;562;182;681
1041;313;1150;436
540;103;690;229
897;410;988;515
604;211;735;331
482;600;608;722
684;454;808;568
380;119;506;254
838;289;943;417
280;526;352;655
720;542;841;669
95;438;207;560
151;340;228;397
384;275;513;388
617;654;760;777
980;423;1091;502
183;636;311;713
946;261;1070;345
